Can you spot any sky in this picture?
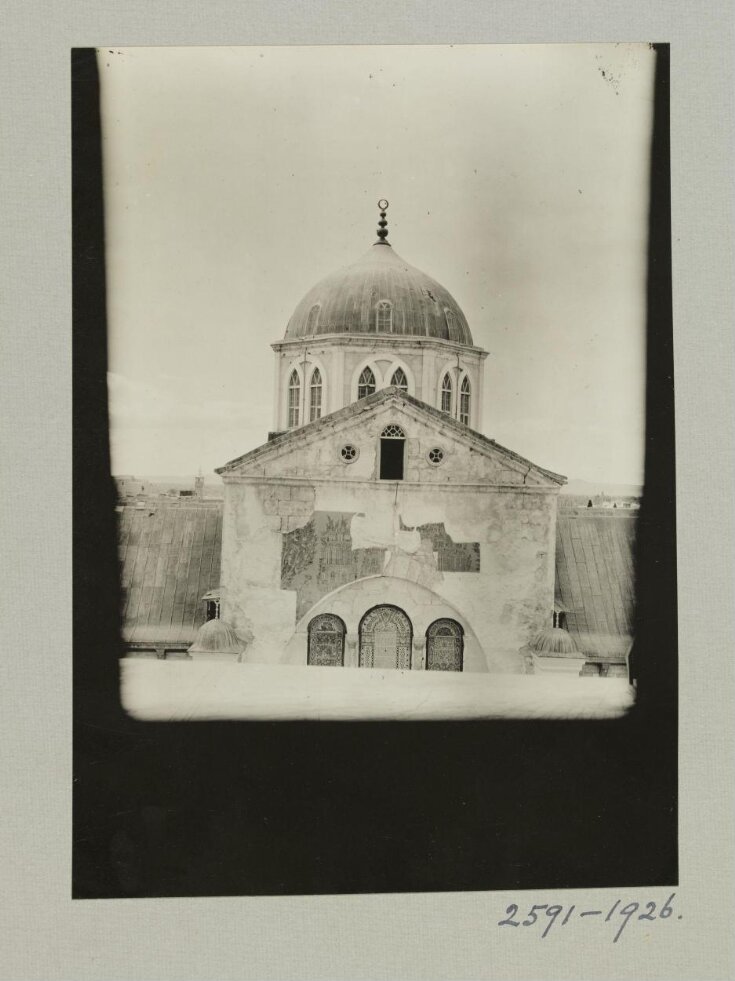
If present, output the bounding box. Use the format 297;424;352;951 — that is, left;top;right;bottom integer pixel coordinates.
101;43;654;484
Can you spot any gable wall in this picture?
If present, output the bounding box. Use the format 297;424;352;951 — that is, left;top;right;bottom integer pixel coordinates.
243;401;544;486
221;429;559;671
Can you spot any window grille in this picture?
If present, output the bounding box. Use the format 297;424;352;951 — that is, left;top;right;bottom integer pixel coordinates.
380;424;406;439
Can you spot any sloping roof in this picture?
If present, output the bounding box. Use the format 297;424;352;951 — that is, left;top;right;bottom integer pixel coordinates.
117;500;636;661
284;242;474;345
555;509;637;660
118;501;222;646
216;386;567;485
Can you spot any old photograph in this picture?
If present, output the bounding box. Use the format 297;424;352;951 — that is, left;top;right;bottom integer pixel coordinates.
100;44;659;721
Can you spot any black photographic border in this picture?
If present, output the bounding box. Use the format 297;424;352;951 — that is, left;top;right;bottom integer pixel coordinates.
72;44;676;899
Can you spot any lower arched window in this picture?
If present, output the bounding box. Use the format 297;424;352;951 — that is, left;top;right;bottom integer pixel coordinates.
426;618;464;671
309;367;322;421
357;366;376;399
307;614;345;666
359;605;412;669
459;376;471;425
441;373;453;414
287;369;300;428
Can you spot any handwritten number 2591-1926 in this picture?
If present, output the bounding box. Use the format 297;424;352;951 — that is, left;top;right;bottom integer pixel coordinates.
498;894;678;942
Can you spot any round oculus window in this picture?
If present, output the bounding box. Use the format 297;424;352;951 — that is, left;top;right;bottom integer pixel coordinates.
427;447;445;466
340;444;358;463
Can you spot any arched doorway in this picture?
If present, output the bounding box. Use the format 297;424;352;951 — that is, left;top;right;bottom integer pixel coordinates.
426;618;464;671
307;614;346;666
359;605;412;669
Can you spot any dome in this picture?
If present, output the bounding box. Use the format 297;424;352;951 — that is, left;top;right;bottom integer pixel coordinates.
284;243;473;345
188;619;245;655
530;626;580;657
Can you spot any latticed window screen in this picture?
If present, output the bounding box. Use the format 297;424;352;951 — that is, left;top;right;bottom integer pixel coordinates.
359;605;412;669
357;367;376;399
306;304;320;334
390;367;408;392
287;369;300;428
375;300;392;331
426;618;463;671
441;373;452;414
309;368;322;421
380;423;405;439
307;614;345;667
459;376;471;425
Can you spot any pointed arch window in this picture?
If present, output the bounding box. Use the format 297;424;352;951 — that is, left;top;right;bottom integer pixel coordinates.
459;375;471;425
305;304;320;334
287;369;300;428
444;308;455;336
357;366;376;399
309;367;322;421
441;373;453;414
376;300;393;332
390;367;408;393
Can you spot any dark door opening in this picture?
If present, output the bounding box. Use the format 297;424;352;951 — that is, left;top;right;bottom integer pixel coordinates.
380;437;404;479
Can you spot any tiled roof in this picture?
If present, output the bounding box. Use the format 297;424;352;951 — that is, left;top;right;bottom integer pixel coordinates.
118;501;222;647
555;509;637;660
117;499;636;662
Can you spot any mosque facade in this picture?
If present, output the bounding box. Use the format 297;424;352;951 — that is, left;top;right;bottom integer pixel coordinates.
212;203;590;675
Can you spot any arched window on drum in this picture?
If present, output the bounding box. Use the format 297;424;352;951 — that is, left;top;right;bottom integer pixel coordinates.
390;367;408;393
375;300;393;332
459;375;471;425
441;373;453;415
287;369;300;428
357;366;376;399
309;367;322;421
426;619;464;671
307;614;346;667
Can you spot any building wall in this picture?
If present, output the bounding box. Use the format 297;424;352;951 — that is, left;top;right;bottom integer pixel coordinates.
221;402;558;672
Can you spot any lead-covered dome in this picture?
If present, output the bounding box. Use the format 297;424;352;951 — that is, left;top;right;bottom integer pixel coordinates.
284;242;473;345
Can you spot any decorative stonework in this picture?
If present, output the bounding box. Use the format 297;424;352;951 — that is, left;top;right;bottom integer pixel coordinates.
281;511;384;621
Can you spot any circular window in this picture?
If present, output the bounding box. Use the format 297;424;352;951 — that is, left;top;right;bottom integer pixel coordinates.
340;444;359;463
427;447;445;466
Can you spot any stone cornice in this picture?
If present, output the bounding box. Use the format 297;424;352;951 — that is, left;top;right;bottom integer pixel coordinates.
220;473;561;494
271;333;489;360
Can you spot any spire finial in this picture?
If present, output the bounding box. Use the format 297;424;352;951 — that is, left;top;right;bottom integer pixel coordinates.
375;199;390;245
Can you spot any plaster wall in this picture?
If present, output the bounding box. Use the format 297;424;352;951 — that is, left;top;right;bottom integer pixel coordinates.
221;402;559;671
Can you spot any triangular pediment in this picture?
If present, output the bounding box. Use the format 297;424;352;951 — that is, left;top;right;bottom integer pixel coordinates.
217;388;566;487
